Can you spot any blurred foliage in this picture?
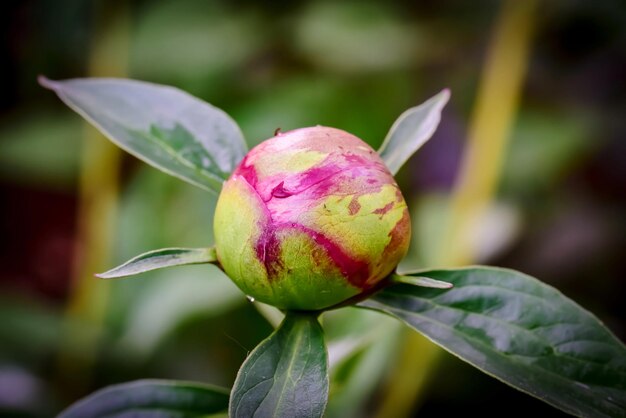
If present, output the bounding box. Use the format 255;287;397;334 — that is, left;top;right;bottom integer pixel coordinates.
1;0;625;417
0;111;81;189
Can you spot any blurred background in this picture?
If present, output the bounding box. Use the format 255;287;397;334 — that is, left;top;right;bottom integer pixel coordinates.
1;0;625;416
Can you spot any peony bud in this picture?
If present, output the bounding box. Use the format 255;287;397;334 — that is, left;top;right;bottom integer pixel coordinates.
214;126;410;310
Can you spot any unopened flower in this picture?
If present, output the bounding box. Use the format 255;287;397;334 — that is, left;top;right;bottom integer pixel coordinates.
214;126;410;310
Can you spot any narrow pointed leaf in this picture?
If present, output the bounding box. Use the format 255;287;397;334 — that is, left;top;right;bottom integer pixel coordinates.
59;379;229;418
378;89;450;175
39;77;247;194
358;266;626;418
392;273;453;289
97;247;217;279
230;313;328;418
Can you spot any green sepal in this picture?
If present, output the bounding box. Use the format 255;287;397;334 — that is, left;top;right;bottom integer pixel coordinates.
97;247;218;279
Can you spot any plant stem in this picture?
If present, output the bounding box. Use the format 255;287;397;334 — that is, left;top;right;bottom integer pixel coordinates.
55;0;128;398
375;1;537;416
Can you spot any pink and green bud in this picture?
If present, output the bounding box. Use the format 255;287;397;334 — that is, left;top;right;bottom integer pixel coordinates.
213;126;410;310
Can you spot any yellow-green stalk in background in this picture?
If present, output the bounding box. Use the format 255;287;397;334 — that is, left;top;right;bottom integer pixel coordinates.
375;1;538;416
55;0;128;397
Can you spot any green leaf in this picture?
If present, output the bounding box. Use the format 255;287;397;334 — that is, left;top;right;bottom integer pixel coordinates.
39;77;247;194
378;89;450;175
58;379;230;418
391;273;453;289
97;247;218;279
358;266;626;418
230;312;328;418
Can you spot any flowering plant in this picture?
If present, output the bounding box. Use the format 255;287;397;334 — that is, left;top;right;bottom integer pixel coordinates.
42;77;625;418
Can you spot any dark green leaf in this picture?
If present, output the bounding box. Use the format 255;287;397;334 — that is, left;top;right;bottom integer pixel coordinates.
39;77;247;194
358;266;626;418
230;312;328;418
378;89;449;175
97;247;218;279
58;379;229;418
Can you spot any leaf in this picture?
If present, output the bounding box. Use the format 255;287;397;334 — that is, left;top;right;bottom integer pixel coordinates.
378;89;450;175
391;273;453;289
230;313;328;418
39;77;247;194
358;266;626;418
58;379;230;418
97;247;218;279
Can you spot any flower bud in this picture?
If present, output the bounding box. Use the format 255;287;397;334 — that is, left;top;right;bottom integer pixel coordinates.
214;126;410;310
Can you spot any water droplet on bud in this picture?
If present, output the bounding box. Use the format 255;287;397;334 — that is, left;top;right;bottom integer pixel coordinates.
246;295;255;303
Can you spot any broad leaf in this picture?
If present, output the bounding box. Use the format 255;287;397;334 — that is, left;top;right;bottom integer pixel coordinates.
39;77;247;194
358;266;626;418
378;89;450;175
59;379;229;418
97;247;218;279
230;313;328;418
